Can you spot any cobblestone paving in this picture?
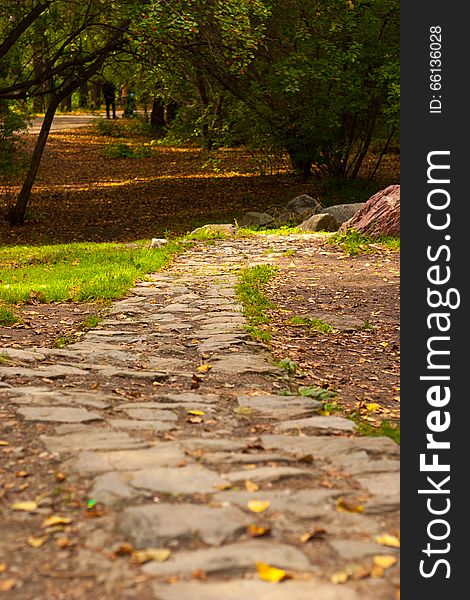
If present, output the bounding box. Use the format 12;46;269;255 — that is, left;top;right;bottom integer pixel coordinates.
0;235;399;599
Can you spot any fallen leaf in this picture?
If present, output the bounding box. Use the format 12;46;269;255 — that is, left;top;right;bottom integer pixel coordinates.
0;441;9;446
15;471;29;478
247;500;270;513
11;501;37;512
113;543;134;556
187;410;205;416
256;562;288;583
244;480;259;492
196;364;212;373
0;579;16;592
27;535;48;548
131;548;171;564
55;471;67;482
337;497;364;513
42;515;72;527
374;534;400;548
247;524;271;537
331;570;349;584
186;416;203;424
299;527;326;543
0;564;6;573
56;537;72;548
213;482;231;491
373;555;398;569
191;569;208;580
366;403;381;412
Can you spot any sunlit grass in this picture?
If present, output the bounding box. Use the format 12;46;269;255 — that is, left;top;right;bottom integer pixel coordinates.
328;230;400;255
0;241;183;304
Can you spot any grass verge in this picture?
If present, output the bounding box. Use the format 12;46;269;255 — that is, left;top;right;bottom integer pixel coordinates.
0;303;21;325
328;230;400;255
0;240;184;304
235;264;278;343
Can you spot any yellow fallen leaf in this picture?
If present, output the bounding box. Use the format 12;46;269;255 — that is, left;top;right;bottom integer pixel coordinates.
374;534;400;548
131;548;171;564
244;479;259;492
247;500;270;513
0;563;6;573
11;501;37;512
299;527;327;543
27;535;48;548
0;440;9;446
366;403;381;412
235;406;253;415
373;555;398;569
337;498;364;513
196;364;212;373
256;562;288;583
187;410;205;416
331;570;349;584
247;524;270;537
42;515;72;527
0;579;16;592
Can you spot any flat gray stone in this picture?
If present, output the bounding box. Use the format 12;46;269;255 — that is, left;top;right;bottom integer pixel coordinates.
330;539;398;561
214;488;338;520
17;406;103;423
90;472;136;505
160;392;220;404
0;365;89;379
158;304;199;313
40;429;148;453
274;416;356;433
211;353;282;376
142;540;312;577
123;408;178;421
143;358;191;371
117;402;214;412
108;419;175;432
153;580;360;600
181;438;250;452
201;452;293;465
4;387;112;409
237;394;320;419
68;443;189;473
120;503;250;547
130;465;226;495
0;348;46;362
224;466;312;484
357;472;400;497
91;366;168;381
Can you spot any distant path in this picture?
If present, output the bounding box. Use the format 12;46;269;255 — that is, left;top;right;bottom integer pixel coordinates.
28;112;125;134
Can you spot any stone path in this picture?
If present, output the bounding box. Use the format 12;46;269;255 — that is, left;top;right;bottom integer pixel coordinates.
0;236;399;599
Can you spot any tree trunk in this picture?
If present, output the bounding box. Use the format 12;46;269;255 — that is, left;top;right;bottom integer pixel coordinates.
164;101;178;125
78;82;88;108
60;94;72;112
150;97;165;132
90;80;102;110
6;97;59;225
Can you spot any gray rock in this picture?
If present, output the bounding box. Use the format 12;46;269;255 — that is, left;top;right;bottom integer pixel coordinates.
142;540;312;576
286;194;322;214
0;348;46;362
237;394;320;419
274;416;356;433
211;353;282;376
238;212;274;228
40;429;148;453
298;213;339;233
17;406;103;423
330;539;399;561
224;466;312;484
108;419;175;432
149;238;168;248
90;472;136;505
123;408;178;421
130;464;227;494
0;365;89;379
68;443;189;473
322;203;365;224
120;503;250;547
91;366;168;381
152;580;360;600
357;472;400;497
181;438;249;453
160;392;220;404
5;387;112;409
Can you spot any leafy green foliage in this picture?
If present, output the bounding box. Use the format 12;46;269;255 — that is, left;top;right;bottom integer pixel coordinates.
289;316;334;333
100;142;151;159
298;385;337;401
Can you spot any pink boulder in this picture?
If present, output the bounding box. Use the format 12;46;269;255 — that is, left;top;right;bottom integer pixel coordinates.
339;184;400;238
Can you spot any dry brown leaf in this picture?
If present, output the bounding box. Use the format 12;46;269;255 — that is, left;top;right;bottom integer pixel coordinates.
11;501;37;512
27;535;48;548
113;543;134;556
299;527;326;543
247;524;271;537
247;500;270;513
0;441;9;446
131;548;171;564
0;564;6;573
186;416;203;424
256;562;289;583
337;497;364;513
374;534;400;548
244;479;259;492
0;579;16;592
191;569;208;580
42;515;72;528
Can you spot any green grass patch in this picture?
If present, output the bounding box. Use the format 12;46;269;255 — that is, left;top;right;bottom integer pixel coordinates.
83;314;101;329
289;316;334;333
329;230;400;255
100;142;152;159
298;385;337;401
352;416;400;444
235;264;278;343
0;241;182;304
0;303;21;325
